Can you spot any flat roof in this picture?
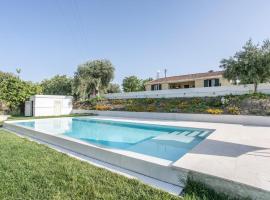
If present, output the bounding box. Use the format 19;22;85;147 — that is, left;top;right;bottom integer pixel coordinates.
31;95;73;99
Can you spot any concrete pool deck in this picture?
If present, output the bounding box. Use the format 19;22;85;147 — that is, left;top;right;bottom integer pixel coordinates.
4;115;270;199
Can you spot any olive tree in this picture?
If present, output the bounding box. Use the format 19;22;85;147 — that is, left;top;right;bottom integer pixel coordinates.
73;59;115;99
220;39;270;92
106;83;121;93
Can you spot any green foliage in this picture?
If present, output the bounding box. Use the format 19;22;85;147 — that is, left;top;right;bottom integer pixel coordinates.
122;76;153;92
0;129;179;200
41;75;73;95
141;77;153;91
106;83;121;93
122;76;143;92
0;71;42;112
220;39;270;92
73;59;115;99
75;94;270;116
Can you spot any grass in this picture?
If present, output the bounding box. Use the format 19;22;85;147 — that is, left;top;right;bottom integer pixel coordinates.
182;179;249;200
0;129;180;200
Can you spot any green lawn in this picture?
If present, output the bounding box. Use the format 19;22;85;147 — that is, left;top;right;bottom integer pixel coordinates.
0;129;180;200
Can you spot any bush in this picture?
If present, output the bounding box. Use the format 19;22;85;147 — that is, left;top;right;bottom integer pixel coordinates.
206;108;223;115
0;71;42;113
74;94;270;116
227;106;241;115
95;105;112;111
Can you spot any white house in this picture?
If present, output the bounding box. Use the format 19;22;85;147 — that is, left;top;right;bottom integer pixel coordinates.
25;95;73;117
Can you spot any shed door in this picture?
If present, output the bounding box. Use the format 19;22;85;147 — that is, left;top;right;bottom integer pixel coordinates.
54;100;62;115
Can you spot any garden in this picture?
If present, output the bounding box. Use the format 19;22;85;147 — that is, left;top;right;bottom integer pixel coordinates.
74;93;270;116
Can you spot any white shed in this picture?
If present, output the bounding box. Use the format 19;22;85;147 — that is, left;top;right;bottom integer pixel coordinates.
25;95;73;117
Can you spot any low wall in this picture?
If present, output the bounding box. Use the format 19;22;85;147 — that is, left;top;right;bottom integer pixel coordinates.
103;83;270;99
72;110;270;126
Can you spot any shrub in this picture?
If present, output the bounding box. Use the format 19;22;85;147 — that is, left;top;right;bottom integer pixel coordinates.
206;108;223;115
227;106;241;115
146;105;157;112
95;105;112;111
111;99;125;105
178;101;189;110
125;105;145;112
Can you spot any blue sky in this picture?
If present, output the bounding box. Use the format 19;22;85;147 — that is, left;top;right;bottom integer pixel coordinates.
0;0;270;84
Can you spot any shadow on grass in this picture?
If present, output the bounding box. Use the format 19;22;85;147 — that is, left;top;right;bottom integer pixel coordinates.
182;179;250;200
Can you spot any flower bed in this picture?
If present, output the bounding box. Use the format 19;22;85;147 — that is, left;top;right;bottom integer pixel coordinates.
74;93;270;116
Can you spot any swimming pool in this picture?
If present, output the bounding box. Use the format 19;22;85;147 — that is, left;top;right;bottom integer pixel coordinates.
15;117;212;161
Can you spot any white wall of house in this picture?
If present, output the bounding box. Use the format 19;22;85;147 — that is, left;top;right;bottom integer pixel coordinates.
103;83;270;99
25;95;73;117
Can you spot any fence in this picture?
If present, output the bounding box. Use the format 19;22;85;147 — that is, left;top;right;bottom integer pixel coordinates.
103;83;270;99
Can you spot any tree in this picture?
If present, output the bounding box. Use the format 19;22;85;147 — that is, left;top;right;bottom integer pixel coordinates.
106;83;121;93
0;71;42;112
122;76;142;92
73;59;115;99
41;75;73;95
141;78;153;91
220;39;270;92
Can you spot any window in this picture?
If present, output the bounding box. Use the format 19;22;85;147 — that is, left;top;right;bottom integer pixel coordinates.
184;85;190;88
151;84;162;90
204;79;220;87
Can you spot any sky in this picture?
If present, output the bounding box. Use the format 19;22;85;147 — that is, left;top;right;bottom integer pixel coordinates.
0;0;270;84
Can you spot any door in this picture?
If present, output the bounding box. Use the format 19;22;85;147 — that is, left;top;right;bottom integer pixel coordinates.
54;100;62;116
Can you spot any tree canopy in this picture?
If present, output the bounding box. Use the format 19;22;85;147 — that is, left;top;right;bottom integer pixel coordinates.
220;39;270;92
0;71;42;112
106;83;121;93
41;75;73;96
122;76;153;92
141;78;153;91
122;76;142;92
73;59;115;99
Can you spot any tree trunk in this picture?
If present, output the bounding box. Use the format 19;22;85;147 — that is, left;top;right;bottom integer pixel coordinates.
95;81;100;97
254;82;258;93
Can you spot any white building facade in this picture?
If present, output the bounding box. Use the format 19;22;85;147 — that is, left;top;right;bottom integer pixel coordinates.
25;95;73;117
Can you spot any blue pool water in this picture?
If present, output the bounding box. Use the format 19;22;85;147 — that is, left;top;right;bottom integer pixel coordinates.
16;117;212;161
